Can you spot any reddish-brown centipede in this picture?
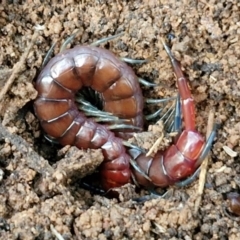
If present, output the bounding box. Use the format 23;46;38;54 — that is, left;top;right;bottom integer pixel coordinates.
34;36;216;191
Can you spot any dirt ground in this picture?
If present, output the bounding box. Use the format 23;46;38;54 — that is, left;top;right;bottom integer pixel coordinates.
0;0;240;239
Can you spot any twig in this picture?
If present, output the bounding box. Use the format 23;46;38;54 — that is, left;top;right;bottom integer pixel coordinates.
0;31;39;103
50;224;65;240
146;132;164;157
194;110;215;215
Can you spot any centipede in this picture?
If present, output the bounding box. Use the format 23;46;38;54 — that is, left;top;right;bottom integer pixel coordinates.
34;34;216;191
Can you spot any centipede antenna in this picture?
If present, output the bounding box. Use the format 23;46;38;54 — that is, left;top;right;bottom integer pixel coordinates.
60;30;81;52
138;77;157;87
121;58;148;64
108;124;142;131
194;124;217;167
91;32;124;46
145;96;176;104
123;141;146;153
42;41;57;67
129;158;152;182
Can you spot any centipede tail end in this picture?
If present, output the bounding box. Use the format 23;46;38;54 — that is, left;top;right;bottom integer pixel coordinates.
130;39;215;189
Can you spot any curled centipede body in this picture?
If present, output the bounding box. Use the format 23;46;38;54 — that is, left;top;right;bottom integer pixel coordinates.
34;37;216;191
34;45;144;190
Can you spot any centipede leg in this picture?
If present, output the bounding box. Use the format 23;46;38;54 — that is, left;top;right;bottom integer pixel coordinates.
42;31;81;67
123;141;145;154
44;134;60;144
194;124;217;167
138;77;157;87
108;124;142;131
79;176;106;195
75;93;142;131
159;102;176;131
133;189;173;203
163;94;181;133
175;167;201;187
43;30;83;66
154;94;181;133
145;97;176;104
121;58;157;87
91;32;123;46
60;30;81;52
129;158;152;182
77;94;142;130
129;95;181;186
75;94;119;120
121;58;148;65
145;97;176;121
60;31;122;53
172;94;181;132
145;104;167;121
42;42;57;67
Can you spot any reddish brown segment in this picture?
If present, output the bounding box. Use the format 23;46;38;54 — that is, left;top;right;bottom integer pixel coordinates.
34;46;144;189
34;43;209;191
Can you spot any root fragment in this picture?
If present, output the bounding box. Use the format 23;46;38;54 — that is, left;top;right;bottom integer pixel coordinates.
194;110;215;215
